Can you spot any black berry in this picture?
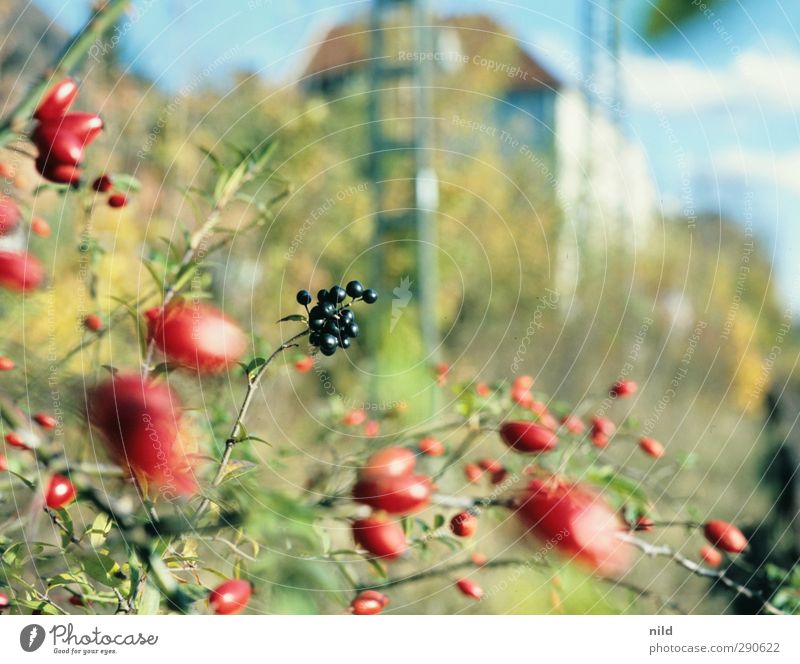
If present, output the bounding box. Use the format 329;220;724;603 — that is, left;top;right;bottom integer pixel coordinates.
362;289;378;304
317;289;329;302
330;285;346;303
346;280;364;298
347;322;359;338
296;290;312;306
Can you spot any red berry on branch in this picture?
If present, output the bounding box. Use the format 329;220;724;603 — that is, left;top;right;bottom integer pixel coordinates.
146;301;247;373
35;157;81;186
209;579;251;615
560;415;585;434
352;515;408;559
590;431;609;449
87;374;197;495
0;251;45;292
30;217;51;238
418;436;445;457
475;382;491;397
350;590;388;615
4;432;28;449
499;421;558;453
464;462;482;483
703;520;748;553
590;416;615;436
490;467;509;484
478;458;503;473
0;356;15;371
33;78;79;121
0;591;9;610
32;124;85;165
699;545;723;567
92;174;113;192
83;314;104;332
516;476;632;575
45;474;76;509
471;552;488;566
0;163;14;179
363;420;380;437
294;356;314;373
610;379;637;398
0;196;20;236
0;453;7;471
108;193;128;208
511;384;534;408
343;409;367;426
450;511;478;537
352;473;432;514
512;375;534;392
360;447;416;481
639;437;665;459
456;578;484;600
56;112;104;145
34;412;57;430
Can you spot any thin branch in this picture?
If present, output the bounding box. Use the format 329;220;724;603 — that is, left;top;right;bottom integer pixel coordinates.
601;576;688;614
356;557;533;592
620;534;785;615
192;329;309;520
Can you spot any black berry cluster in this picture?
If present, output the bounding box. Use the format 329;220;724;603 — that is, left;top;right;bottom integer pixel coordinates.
296;280;378;356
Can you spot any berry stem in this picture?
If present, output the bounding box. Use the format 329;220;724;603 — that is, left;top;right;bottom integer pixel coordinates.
619;533;784;615
355;557;534;592
193;329;309;521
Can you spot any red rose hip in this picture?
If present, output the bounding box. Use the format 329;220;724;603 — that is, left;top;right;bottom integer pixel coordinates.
703;520;748;553
209;579;251;615
450;511;478;537
45;474;76;509
499;421;558;453
353;515;407;559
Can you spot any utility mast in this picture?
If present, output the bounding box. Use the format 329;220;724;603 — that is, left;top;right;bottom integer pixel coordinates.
367;0;439;402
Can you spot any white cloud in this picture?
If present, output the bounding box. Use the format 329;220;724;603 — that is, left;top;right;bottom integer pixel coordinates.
624;49;800;110
713;148;800;194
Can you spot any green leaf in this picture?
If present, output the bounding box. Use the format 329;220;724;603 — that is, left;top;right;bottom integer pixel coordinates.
8;470;36;489
433;514;445;530
139;579;162;615
88;512;113;548
112;173;142;192
220;460;257;483
365;557;388;579
276;314;307;323
82;553;124;588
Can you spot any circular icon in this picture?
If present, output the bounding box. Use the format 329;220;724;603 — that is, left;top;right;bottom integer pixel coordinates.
20;624;45;652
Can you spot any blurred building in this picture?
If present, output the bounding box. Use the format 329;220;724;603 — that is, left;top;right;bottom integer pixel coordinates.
296;13;656;246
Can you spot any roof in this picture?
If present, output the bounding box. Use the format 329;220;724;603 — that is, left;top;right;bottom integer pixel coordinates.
300;13;561;92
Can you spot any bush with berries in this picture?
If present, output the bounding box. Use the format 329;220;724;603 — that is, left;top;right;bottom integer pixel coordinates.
0;3;798;617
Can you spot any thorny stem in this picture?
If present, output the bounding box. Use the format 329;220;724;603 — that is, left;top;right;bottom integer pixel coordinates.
192;329;309;521
142;166;263;376
356;558;534;592
620;534;785;615
602;577;688;614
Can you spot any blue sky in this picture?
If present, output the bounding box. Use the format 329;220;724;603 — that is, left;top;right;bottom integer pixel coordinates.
32;0;800;304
